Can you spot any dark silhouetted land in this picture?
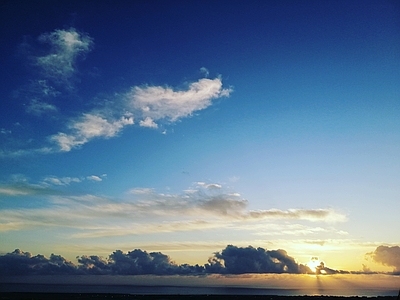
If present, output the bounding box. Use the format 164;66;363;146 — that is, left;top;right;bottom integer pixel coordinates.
0;294;398;300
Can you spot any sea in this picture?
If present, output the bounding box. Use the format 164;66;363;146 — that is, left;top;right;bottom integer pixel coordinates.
0;283;398;297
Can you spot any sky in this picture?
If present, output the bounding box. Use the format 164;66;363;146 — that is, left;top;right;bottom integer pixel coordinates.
0;0;400;291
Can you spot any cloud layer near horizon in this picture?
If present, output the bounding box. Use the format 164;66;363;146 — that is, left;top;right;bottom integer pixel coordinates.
0;182;346;235
1;245;397;276
0;245;310;276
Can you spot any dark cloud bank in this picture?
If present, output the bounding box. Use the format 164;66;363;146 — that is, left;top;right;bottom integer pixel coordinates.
0;245;398;276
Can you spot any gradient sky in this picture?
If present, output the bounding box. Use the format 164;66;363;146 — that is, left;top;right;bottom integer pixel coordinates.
1;0;400;279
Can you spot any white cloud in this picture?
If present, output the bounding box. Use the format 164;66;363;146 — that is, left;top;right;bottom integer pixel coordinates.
51;113;134;151
50;133;83;152
49;76;230;152
13;25;230;154
36;28;92;82
122;184;346;222
73;113;133;139
0;175;105;193
247;208;347;223
0;183;51;196
128;188;154;195
139;117;158;128
129;77;232;124
0;187;30;196
87;175;102;182
43;176;81;186
0;183;347;238
205;183;222;189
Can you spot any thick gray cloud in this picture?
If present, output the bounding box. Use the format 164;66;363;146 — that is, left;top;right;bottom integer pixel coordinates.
368;245;400;273
205;245;311;274
0;249;78;275
0;245;314;276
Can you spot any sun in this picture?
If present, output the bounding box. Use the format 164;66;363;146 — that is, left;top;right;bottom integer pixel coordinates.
307;256;321;273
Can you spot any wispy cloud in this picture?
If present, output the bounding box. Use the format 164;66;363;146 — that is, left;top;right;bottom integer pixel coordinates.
0;183;347;237
247;208;346;222
43;176;81;186
124;183;346;222
243;223;348;237
36;28;93;83
200;67;210;77
0;182;54;197
25;99;58;116
0;147;54;159
0;128;12;135
0;173;105;196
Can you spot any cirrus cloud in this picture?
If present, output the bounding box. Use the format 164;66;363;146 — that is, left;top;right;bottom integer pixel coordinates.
36;28;93;83
0;182;347;239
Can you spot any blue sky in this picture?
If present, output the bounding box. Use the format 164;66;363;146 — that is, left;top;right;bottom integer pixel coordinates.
1;0;400;281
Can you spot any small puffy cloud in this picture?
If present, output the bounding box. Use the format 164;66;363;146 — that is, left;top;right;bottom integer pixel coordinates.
196;182;222;189
368;245;400;273
36;28;93;82
128;77;232;126
139;117;158;128
51;113;134;151
87;175;102;182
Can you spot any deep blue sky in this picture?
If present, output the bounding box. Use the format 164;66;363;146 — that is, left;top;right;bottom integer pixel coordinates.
0;0;399;275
